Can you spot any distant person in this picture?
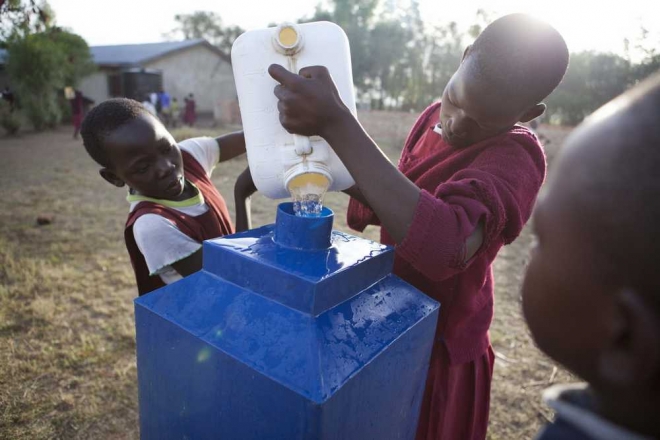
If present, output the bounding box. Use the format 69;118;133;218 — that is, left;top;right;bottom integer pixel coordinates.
522;73;660;439
158;89;171;126
70;89;92;139
170;97;180;128
2;86;15;112
184;93;196;127
150;91;158;109
80;98;247;295
141;95;157;117
258;13;569;439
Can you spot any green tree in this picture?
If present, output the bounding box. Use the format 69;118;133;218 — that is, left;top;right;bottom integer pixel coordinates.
306;0;379;89
467;9;495;40
5;31;63;129
167;11;243;63
46;27;96;86
545;51;633;125
368;20;410;108
5;28;94;130
628;26;660;84
0;0;53;40
632;54;660;84
298;4;333;23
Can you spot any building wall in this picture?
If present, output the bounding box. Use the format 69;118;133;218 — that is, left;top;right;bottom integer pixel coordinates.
79;70;110;105
145;45;236;116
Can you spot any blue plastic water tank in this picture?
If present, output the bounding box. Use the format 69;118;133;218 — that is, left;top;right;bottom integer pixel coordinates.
135;203;440;439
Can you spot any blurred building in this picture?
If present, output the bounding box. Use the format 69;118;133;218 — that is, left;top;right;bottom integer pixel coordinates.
0;38;239;123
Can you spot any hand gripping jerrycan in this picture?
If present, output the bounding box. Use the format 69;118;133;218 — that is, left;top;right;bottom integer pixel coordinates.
231;21;356;215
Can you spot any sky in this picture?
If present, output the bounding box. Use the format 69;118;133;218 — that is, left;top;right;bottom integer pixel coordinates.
48;0;659;57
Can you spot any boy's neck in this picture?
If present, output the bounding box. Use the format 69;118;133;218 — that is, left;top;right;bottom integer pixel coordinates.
130;180;197;202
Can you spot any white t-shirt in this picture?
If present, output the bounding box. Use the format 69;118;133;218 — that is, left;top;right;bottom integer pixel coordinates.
142;101;157;116
129;137;220;284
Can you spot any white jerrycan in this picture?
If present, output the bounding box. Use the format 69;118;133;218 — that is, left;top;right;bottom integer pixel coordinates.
231;21;356;211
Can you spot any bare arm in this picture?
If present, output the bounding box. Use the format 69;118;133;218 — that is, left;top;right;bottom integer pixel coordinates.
321;111;419;243
342;185;371;209
171;248;203;277
269;65;418;243
269;64;486;258
216;131;246;163
234;166;257;232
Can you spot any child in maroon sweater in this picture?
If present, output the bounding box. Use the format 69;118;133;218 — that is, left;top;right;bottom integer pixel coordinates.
266;13;569;440
81;98;249;295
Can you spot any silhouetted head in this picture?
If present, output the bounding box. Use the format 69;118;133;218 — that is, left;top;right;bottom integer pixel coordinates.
440;13;569;148
523;73;660;437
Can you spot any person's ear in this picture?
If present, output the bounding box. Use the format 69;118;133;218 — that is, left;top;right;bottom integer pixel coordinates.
100;168;125;188
519;104;547;123
461;45;472;62
598;288;660;388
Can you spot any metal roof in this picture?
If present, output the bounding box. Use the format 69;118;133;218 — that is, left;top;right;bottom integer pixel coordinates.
0;38;228;67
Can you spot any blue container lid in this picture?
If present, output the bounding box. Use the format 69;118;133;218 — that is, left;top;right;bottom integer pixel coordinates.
274;203;333;251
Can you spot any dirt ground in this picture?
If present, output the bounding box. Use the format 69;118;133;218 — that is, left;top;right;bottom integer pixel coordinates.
0;113;572;439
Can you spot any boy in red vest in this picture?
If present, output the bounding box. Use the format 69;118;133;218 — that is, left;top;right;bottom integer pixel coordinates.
81;98;246;295
266;13;569;440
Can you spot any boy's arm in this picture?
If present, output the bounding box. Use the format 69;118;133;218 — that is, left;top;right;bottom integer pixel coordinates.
216;131;246;163
133;215;205;278
270;64;418;244
171;248;203;277
234;166;257;232
342;185;371;209
269;65;542;282
343;185;385;232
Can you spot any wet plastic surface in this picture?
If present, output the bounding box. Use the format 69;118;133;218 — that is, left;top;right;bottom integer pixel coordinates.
135;203;440;439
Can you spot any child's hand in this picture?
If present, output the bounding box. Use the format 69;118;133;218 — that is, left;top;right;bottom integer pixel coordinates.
234;166;256;232
268;64;350;138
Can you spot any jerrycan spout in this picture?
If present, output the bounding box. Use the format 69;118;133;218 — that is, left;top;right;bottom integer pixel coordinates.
273;202;333;251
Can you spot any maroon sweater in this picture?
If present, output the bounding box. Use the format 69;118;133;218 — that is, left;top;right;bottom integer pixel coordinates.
125;151;234;295
348;102;545;364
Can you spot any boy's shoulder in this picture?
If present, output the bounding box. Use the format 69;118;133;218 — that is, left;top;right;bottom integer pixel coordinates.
178;137;219;176
536;384;653;440
497;124;544;153
126;201;186;229
475;125;546;175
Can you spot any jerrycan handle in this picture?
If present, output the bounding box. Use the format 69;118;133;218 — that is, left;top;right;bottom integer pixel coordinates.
293;134;312;156
273;23;313;157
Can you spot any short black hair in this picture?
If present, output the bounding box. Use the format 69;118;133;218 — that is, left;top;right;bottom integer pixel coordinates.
467;13;569;109
81;98;149;167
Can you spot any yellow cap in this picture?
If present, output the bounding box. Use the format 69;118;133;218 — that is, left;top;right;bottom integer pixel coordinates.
278;26;298;47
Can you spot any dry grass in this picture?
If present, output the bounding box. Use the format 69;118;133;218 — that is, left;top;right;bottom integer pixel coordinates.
1;115;570;439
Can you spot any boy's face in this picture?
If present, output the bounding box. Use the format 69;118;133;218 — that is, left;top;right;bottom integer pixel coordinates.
522;102;660;422
439;66;515;148
101;114;185;199
521;142;611;382
522;131;612;381
521;111;660;386
439;56;543;148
